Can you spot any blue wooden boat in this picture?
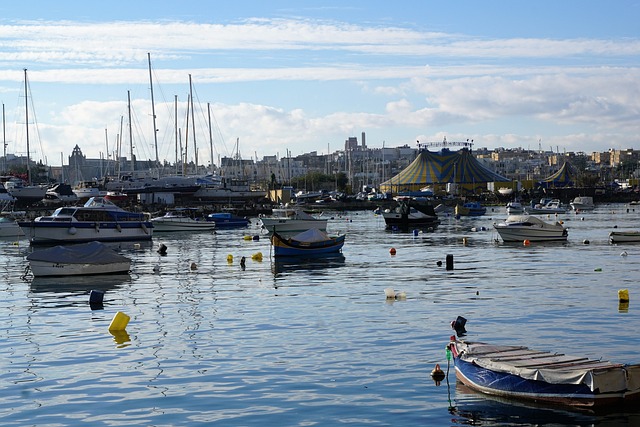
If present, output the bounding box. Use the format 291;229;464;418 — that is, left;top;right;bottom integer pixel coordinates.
447;338;640;408
207;212;249;228
455;201;486;217
270;228;345;257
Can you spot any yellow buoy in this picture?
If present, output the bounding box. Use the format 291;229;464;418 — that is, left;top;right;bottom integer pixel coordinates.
251;252;263;261
108;311;130;332
243;235;252;241
619;289;630;303
227;254;234;263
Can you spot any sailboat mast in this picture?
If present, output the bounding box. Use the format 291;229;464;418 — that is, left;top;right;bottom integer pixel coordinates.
23;69;32;185
148;53;159;166
207;102;214;173
127;90;134;172
2;103;6;173
183;94;190;176
174;95;178;174
189;74;197;173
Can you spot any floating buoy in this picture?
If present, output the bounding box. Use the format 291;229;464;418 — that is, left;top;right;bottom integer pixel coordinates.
389;247;396;255
157;243;167;255
243;235;252;241
621;251;628;257
190;262;197;270
227;254;234;263
619;289;630;303
240;256;246;270
153;264;160;273
523;239;530;246
384;288;395;299
462;237;468;245
583;239;590;245
431;364;445;384
252;235;260;241
412;229;418;237
437;260;442;267
133;243;141;249
446;254;454;270
251;252;263;261
108;311;130;332
89;290;104;306
594;267;602;272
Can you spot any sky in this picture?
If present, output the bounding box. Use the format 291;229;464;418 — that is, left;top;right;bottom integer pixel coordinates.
0;0;639;168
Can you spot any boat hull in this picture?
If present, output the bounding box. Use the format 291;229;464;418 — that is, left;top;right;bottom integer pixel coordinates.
494;225;568;242
449;339;640;408
29;260;131;277
271;232;344;257
609;231;640;244
19;221;153;244
150;218;216;232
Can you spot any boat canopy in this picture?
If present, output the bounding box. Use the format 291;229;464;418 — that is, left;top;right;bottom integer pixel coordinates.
290;228;332;243
26;241;131;265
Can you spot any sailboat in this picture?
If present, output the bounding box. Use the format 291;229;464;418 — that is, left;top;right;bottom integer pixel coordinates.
5;69;47;203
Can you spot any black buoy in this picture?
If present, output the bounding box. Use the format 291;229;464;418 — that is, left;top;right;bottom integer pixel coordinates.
157;243;167;256
446;254;454;270
240;256;246;270
89;290;104;310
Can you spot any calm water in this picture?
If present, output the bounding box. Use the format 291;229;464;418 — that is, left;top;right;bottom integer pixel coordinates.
2;203;640;426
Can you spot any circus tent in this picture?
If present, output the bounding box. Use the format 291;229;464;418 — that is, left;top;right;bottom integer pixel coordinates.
537;161;575;188
379;148;510;194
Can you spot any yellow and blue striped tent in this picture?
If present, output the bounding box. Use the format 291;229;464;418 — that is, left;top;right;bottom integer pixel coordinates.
379;148;510;194
537;161;575;188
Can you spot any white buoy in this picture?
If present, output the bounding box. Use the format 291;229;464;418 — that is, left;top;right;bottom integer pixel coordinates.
384;288;396;299
621;251;628;257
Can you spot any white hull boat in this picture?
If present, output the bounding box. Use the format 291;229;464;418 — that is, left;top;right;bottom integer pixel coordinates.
27;241;131;277
570;196;595;211
18;196;152;245
609;230;640;244
150;209;216;232
505;201;524;215
494;214;568;242
260;208;327;236
526;199;566;214
0;215;25;238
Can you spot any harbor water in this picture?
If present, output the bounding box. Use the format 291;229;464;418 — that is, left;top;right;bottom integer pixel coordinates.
2;203;640;426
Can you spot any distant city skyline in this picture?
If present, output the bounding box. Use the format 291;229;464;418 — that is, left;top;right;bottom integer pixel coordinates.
0;1;639;167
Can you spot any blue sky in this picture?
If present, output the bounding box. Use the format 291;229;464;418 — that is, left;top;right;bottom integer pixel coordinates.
0;1;638;168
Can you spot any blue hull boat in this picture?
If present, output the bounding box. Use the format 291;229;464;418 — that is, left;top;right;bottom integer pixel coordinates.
207;212;249;228
448;338;640;408
270;229;344;257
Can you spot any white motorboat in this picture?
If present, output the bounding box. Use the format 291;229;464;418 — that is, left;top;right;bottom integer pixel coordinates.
570;196;595;211
18;196;153;245
609;230;640;244
493;214;568;242
505;201;524;215
525;198;566;214
3;179;46;203
260;207;328;236
26;241;131;277
150;209;216;232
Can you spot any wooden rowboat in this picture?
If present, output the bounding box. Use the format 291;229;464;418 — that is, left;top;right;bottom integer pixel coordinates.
447;337;640;408
270;228;344;257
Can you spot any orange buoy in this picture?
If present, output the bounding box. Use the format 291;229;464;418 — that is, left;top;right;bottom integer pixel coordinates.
523;239;530;246
389;247;396;255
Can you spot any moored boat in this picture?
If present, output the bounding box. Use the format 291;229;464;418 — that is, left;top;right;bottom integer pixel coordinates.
207;212;250;228
455;201;486;217
493;214;568;242
26;241;131;277
447;337;640;408
260;207;328;236
609;230;640;244
270;228;345;257
18;196;152;245
0;213;25;238
150;208;216;232
570;196;595;211
526;198;566;214
505;201;524;215
383;198;440;230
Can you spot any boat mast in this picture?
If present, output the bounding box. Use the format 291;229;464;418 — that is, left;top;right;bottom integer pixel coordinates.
183;94;190;176
207;102;214;173
23;69;32;185
127;90;134;172
2;103;5;173
188;74;197;173
174;95;178;175
147;53;159;168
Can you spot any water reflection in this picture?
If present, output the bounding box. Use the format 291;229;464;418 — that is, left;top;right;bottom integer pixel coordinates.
451;383;640;426
271;253;346;275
